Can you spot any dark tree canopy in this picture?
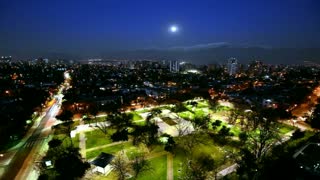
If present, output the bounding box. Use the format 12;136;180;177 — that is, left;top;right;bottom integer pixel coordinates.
56;110;73;122
310;104;320;129
111;129;129;142
54;147;90;179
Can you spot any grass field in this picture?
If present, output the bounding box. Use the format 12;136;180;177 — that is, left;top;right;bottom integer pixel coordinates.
128;112;143;121
85;129;115;149
277;123;296;134
136;155;167;180
178;111;194;120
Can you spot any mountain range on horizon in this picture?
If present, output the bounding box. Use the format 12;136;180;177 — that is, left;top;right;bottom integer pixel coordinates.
101;44;320;65
4;43;320;65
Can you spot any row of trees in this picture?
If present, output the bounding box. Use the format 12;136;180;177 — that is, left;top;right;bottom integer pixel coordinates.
0;87;50;150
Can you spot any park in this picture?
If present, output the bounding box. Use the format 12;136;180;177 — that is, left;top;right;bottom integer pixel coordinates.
43;97;297;179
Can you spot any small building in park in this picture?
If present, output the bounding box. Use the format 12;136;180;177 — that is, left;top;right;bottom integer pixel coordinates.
90;152;114;175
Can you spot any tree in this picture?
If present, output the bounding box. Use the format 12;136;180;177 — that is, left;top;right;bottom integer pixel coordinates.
178;133;203;156
87;104;98;125
218;125;232;137
209;96;220;111
131;126;148;146
54;147;90;179
214;125;233;144
48;139;62;148
88;104;98;118
310;104;320;129
42;145;90;179
131;123;159;149
237;115;281;179
107;113;133;132
247;123;280;160
228;108;241;125
239;132;248;144
111;129;129;142
56;110;73;122
211;120;222;131
171;102;187;113
193;115;210;130
95;121;109;135
179;160;206;180
236;148;259;179
164;135;176;153
291;129;305;140
146;108;161;126
146;123;159;146
55;110;74;144
197;155;216;172
180;156;215;180
111;151;130;180
131;153;153;178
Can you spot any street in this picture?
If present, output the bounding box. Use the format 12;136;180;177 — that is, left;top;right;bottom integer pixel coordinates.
0;99;61;180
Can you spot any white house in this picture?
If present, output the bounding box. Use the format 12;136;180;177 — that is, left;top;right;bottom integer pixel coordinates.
90;152;114;175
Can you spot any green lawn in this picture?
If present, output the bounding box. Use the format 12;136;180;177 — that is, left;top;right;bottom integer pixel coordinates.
216;106;232;112
136;155;167;180
177;111;194;120
128;112;143;121
173;150;186;180
104;153;168;180
53;121;77;135
52;134;75;148
194;109;208;117
135;109;150;113
85;129;115;149
197;100;209;108
72;133;80;148
184;105;194;112
229;125;242;136
277;123;296;134
133;120;146;126
90;171;118;180
193;140;225;160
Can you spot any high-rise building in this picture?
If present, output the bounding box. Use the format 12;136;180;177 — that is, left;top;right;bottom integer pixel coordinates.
169;60;179;72
0;56;12;63
227;57;238;75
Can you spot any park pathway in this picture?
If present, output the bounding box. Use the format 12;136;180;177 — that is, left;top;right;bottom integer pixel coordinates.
79;119;86;158
217;163;238;178
167;153;173;180
145;151;167;160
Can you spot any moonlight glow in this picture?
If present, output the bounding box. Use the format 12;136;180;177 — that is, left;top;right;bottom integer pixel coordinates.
169;25;178;33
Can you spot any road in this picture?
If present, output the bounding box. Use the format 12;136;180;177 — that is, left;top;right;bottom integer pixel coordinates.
0;99;61;180
292;85;320;117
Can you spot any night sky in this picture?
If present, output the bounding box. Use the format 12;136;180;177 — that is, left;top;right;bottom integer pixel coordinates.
0;0;319;57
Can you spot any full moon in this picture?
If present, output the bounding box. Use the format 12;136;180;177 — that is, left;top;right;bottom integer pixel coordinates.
169;25;178;33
